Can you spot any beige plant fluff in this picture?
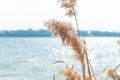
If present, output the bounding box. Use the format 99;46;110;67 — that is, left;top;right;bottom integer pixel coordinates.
59;0;77;17
44;19;87;63
60;65;81;80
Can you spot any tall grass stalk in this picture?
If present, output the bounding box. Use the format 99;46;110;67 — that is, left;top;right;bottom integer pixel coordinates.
43;0;119;80
56;0;96;80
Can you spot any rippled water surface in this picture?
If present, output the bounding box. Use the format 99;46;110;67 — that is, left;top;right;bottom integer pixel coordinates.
0;37;120;80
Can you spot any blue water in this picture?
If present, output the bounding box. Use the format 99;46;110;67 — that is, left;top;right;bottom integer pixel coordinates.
0;37;120;80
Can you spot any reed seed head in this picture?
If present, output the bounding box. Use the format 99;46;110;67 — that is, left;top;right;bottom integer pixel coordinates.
58;0;77;17
44;19;87;63
60;65;81;80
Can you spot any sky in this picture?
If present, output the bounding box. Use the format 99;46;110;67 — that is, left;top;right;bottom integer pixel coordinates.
0;0;120;32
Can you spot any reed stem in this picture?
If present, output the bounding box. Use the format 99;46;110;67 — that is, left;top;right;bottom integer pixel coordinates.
89;61;96;80
85;52;92;80
83;62;86;80
72;7;80;37
72;7;86;80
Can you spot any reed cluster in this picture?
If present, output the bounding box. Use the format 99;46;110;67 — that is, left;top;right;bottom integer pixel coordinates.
44;0;120;80
44;0;94;80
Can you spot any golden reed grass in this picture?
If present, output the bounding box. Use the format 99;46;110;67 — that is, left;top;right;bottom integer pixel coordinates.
44;19;92;80
44;0;120;80
59;0;77;17
44;0;94;80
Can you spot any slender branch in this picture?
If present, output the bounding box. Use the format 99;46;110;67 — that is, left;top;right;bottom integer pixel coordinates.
81;62;86;80
72;7;80;37
72;7;87;80
89;61;97;80
85;52;92;80
72;3;97;80
114;64;120;71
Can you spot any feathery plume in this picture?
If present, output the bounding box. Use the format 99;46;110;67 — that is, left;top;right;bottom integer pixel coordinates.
58;0;77;17
60;65;81;80
44;19;86;63
60;0;77;8
65;8;77;17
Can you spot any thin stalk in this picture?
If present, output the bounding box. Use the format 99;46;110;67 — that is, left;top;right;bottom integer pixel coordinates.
72;7;86;80
72;6;96;80
82;62;86;80
89;61;96;80
85;52;92;80
72;7;80;37
73;7;90;80
114;64;120;71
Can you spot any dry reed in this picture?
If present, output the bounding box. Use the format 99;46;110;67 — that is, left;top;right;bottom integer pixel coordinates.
59;0;77;17
43;0;119;80
57;1;96;79
60;65;81;80
44;0;95;80
44;19;86;63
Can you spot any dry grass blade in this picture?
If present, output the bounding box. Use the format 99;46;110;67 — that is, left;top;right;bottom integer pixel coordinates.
85;51;92;80
88;60;96;80
46;60;66;68
52;60;67;67
52;60;65;64
96;67;106;75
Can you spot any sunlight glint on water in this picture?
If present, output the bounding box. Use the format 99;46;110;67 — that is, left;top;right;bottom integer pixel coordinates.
0;37;119;80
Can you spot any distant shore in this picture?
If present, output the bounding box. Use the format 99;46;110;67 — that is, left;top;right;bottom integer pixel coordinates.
0;29;120;37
